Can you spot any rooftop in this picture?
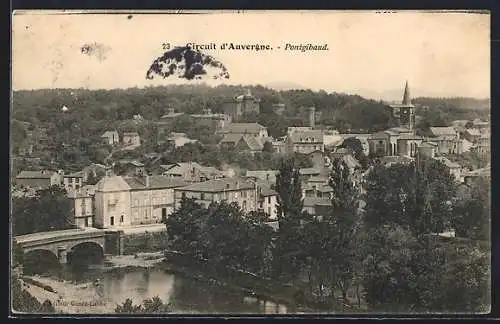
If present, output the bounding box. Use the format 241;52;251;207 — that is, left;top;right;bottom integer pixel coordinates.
176;177;255;193
429;127;457;137
303;197;332;207
289;130;324;143
123;176;188;190
220;123;266;134
16;170;56;179
96;176;131;192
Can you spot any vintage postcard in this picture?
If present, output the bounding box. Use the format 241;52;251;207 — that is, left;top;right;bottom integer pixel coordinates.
10;10;490;316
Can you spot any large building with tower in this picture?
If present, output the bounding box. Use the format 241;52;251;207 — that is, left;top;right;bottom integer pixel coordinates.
222;89;261;121
387;80;416;132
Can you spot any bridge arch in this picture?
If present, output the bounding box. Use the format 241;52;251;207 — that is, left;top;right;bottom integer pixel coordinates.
23;249;60;275
67;241;104;266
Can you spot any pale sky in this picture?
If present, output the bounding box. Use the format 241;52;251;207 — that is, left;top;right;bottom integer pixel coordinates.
12;10;490;100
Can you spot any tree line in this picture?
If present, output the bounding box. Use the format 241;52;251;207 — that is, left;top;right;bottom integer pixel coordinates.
163;155;490;312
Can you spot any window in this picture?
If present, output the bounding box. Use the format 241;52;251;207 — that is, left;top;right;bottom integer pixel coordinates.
134;199;139;206
200;193;205;200
85;217;89;227
81;200;86;216
110;216;114;226
120;215;124;223
242;201;247;210
181;192;186;199
242;191;247;198
268;196;271;204
268;207;271;216
162;208;167;218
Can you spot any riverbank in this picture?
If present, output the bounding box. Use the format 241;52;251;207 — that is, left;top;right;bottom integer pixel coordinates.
23;252;325;314
21;252;167;314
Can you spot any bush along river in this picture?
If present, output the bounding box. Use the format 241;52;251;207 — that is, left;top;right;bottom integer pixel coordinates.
19;251;319;314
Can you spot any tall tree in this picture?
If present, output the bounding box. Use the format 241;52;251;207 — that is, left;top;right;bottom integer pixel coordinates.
452;177;490;240
12;186;73;235
164;197;207;257
364;158;456;235
275;157;304;231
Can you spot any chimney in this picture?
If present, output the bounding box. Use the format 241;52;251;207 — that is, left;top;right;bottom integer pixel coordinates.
308;106;316;128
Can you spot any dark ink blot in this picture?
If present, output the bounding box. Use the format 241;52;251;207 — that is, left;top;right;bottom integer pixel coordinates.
25;25;29;30
146;46;230;81
127;15;133;20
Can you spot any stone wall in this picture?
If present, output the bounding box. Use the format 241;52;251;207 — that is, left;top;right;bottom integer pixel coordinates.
121;231;169;255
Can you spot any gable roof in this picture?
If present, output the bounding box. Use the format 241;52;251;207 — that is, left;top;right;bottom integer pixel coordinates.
289;130;324;143
16;170;56;179
64;171;85;178
101;130;118;137
123;176;188;190
176;177;255;193
220;123;266;134
240;135;264;151
429;127;457;137
96;176;131;192
220;133;243;144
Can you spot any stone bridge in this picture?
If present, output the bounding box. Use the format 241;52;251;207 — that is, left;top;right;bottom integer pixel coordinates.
14;228;107;265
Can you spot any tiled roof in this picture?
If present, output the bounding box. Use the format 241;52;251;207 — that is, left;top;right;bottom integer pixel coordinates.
258;183;278;197
220;133;243;144
64;171;85;178
397;134;423;140
123;176;188;190
123;132;140;136
307;176;329;183
96;176;131;192
289;130;324;143
299;168;321;176
220;123;266;134
242;135;264;151
429;127;457;137
303;197;332;207
246;170;279;180
17;170;56;179
177;177;255;193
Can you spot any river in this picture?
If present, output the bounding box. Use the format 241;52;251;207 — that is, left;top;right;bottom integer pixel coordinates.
22;254;293;315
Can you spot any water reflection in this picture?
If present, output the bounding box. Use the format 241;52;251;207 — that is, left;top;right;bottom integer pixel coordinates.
27;262;291;314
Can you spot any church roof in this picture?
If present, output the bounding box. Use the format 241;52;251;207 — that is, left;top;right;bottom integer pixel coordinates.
402;80;411;105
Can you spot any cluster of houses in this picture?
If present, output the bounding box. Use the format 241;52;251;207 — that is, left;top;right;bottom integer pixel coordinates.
13;83;490;232
101;130;141;149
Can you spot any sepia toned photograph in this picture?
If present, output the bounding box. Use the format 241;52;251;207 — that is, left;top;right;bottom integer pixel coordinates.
10;10;490;316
